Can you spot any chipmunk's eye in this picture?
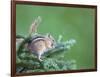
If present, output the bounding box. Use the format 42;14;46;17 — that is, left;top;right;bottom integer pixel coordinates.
52;39;55;42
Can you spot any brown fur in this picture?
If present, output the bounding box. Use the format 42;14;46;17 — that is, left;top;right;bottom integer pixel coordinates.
27;16;55;61
27;34;55;61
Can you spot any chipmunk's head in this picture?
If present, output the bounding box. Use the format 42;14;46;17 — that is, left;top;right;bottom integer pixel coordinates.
45;34;56;49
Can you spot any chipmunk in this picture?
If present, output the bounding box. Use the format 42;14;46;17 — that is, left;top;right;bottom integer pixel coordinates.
27;34;55;61
26;16;55;61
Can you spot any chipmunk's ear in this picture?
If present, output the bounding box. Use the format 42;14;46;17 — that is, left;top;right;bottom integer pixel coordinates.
46;33;51;38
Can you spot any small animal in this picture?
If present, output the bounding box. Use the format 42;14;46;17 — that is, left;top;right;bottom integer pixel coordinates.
27;34;55;61
16;16;55;61
27;16;55;61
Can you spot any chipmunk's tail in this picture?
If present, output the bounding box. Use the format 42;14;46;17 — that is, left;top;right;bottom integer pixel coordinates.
29;16;42;36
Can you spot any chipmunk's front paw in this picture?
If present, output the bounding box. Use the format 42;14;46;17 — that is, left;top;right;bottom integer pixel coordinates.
38;56;43;61
39;58;43;61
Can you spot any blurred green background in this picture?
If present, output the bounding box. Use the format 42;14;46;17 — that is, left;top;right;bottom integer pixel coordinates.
16;4;95;70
